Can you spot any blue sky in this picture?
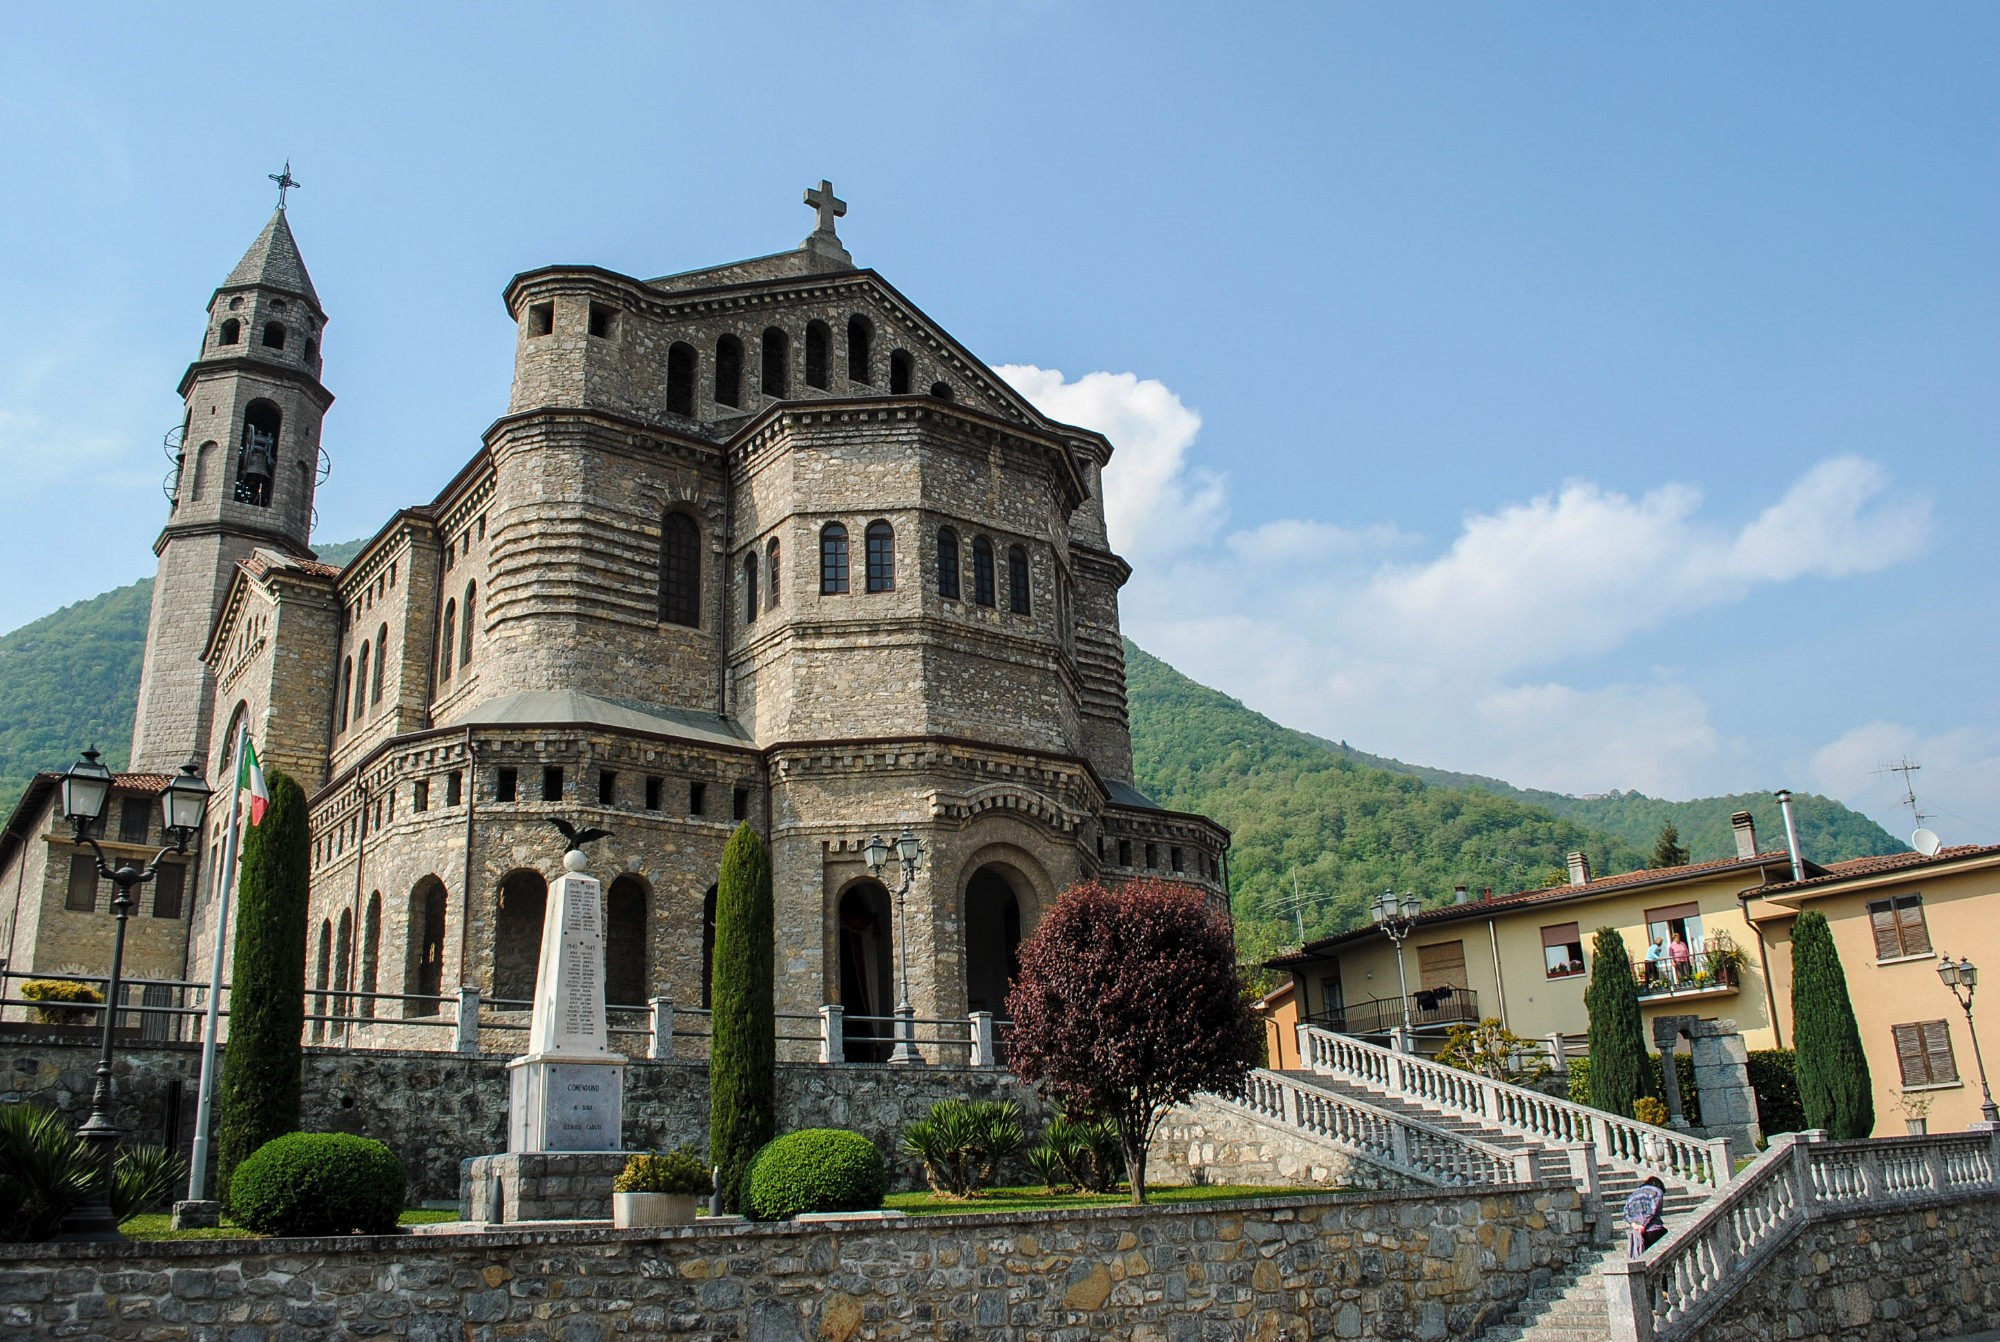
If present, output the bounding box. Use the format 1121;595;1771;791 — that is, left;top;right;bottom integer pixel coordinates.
0;4;1993;837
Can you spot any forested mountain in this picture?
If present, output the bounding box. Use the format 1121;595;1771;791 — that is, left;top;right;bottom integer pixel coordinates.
1124;643;1904;966
0;557;1906;973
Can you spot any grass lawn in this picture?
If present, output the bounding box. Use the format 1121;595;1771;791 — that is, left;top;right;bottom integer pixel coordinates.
119;1208;458;1241
883;1183;1340;1216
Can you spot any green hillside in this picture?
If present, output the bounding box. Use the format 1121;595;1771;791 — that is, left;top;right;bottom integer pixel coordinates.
1124;642;1904;966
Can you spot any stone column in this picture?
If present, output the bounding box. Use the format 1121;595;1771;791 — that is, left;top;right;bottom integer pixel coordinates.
1688;1027;1762;1153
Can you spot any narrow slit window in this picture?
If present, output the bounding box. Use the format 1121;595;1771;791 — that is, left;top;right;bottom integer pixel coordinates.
761;327;789;397
766;538;781;609
847;315;872;384
689;782;706;817
495;767;517;803
744;552;759;624
804;320;831;390
666;342;696;415
715;335;743;408
597;770;616;805
644;776;663;810
542;766;564;802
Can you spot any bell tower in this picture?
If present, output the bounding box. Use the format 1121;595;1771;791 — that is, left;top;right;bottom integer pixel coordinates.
129;194;333;774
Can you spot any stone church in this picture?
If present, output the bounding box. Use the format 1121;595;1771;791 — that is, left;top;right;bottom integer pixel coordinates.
1;183;1228;1057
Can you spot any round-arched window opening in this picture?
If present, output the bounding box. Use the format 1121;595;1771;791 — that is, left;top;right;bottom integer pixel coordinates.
929;382;954;401
304;337;319;365
218;318;241;346
261;322;286;351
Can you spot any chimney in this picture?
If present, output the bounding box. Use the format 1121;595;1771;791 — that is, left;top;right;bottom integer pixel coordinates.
1453;885;1469;905
1730;810;1758;860
1775;789;1805;882
1566;851;1592;887
1481;887;1493;901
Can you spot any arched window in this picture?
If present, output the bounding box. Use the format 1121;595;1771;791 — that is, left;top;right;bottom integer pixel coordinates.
262;322;286;351
354;644;370;723
304;337;318;365
766;538;781;609
191;441;216;501
865;521;895;593
334;909;354;1026
714;335;743;408
659;512;701;628
804;320;831;390
761;327;789;397
338;657;354;730
701;885;718;1009
360;892;382;1020
236;401;281;506
406;876;448;1016
890;350;914;395
929;382;954;402
973;537;996;607
605;876;647;1007
218;318;240;347
820;522;849;595
936;527;961;599
743;552;759;624
313;920;333;1041
372;626;388;705
837;882;893;1062
665;342;696;416
460;582;476;665
846;316;872;384
493;869;549;1003
438;599;457;682
1008;545;1031;614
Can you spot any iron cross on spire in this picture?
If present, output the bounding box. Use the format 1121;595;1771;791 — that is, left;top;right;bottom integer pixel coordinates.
804;179;846;235
268;161;301;211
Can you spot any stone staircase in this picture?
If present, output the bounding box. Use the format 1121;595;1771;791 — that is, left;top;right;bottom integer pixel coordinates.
1479;1241;1631;1342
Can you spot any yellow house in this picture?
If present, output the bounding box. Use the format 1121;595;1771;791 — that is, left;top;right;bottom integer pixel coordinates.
1747;842;2000;1136
1270;812;1800;1055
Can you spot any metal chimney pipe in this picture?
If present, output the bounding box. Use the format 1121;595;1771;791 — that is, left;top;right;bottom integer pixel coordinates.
1775;789;1805;882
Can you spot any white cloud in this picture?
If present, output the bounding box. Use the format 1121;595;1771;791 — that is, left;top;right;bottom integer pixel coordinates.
1003;363;1936;801
1809;721;2000;843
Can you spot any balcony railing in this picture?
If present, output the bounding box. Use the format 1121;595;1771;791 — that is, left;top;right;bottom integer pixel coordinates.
1310;986;1480;1037
1632;941;1742;999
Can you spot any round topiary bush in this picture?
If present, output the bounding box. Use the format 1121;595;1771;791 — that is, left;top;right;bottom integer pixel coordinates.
741;1128;884;1221
227;1132;406;1236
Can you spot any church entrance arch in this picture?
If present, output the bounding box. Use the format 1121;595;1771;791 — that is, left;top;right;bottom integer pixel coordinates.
836;880;893;1062
492;869;548;1005
964;866;1023;1018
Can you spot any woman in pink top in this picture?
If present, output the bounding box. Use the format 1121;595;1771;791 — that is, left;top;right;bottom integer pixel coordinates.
1669;930;1692;982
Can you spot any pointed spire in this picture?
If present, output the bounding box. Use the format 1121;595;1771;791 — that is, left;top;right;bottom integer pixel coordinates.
224;209;321;309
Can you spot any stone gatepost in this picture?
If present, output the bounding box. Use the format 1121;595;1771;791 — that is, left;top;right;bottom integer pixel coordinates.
1650;1013;1761;1153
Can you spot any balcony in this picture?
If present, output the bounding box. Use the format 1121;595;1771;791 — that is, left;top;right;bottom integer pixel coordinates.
1632;940;1743;1001
1311;986;1480;1037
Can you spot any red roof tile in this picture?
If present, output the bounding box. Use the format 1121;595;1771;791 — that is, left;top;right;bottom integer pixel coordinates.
1755;843;2000;895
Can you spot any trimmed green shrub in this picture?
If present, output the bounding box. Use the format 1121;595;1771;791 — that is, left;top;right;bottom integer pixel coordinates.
217;768;311;1200
227;1132;405;1236
741;1129;885;1221
1747;1049;1804;1135
709;823;775;1213
1566;1056;1591;1107
1790;911;1874;1138
901;1100;1025;1197
615;1146;709;1196
1584;927;1654;1117
19;978;103;1026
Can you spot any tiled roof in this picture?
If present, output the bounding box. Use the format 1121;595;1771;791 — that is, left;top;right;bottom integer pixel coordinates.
238;550;341;582
224;209;321;307
1267;850;1796;967
113;773;178;795
1755;843;2000;895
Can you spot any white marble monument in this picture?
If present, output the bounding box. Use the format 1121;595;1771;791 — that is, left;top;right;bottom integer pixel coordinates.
507;849;626;1152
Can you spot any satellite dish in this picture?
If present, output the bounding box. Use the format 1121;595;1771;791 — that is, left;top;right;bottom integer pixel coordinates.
1913;828;1942;857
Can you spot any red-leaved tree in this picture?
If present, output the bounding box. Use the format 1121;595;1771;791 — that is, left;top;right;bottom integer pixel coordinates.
1005;879;1262;1203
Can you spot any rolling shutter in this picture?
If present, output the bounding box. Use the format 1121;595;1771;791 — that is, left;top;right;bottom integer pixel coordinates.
1417;940;1467;990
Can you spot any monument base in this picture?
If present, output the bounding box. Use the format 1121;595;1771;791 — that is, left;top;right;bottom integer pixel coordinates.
460;1151;629;1223
508;1051;626;1153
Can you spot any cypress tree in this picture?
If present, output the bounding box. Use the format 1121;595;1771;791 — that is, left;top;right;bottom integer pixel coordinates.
1584;926;1652;1117
709;822;775;1212
1790;910;1874;1138
216;768;310;1201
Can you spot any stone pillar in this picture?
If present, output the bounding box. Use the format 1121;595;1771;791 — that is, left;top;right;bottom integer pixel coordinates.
819;1003;844;1064
969;1010;996;1067
1687;1027;1762;1153
648;996;674;1060
1546;1032;1569;1075
1600;1259;1655;1342
454;985;481;1055
1651;1015;1694;1130
1389;1025;1412;1056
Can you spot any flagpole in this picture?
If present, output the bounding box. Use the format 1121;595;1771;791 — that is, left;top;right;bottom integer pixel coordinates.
185;723;247;1205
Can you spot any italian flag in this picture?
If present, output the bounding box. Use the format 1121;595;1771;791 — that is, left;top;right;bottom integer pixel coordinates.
238;737;270;826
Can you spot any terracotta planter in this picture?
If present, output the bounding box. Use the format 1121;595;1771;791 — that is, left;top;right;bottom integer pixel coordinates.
1905;1118;1928;1136
613;1191;699;1228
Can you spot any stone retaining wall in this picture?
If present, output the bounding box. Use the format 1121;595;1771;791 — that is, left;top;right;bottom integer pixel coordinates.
0;1183;1589;1341
1155;1091;1407;1193
0;1033;1044;1201
1689;1195;2000;1341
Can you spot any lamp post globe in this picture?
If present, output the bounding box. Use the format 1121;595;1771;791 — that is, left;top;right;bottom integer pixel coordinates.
1940;952;1999;1126
54;749;210;1241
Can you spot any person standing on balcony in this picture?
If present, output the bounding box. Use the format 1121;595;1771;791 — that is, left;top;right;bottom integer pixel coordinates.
1669;931;1692;985
1646;935;1669;988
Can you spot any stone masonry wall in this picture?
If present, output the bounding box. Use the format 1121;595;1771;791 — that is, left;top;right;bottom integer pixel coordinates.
1689;1195;2000;1342
0;1183;1590;1342
1155;1091;1410;1194
0;1035;1046;1202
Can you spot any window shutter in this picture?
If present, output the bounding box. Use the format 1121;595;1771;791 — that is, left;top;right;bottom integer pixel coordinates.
1870;901;1903;960
1896;898;1933;957
1892;1023;1929;1087
1417;941;1467;990
1921;1021;1958;1084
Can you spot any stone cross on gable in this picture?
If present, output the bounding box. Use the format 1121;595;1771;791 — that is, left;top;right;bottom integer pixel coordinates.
804;179;847;235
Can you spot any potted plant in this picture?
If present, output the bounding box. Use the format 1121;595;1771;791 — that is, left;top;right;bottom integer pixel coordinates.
612;1146;709;1228
1895;1089;1933;1136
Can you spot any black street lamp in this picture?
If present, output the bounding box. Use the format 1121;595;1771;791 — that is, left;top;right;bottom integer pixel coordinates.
55;749;212;1241
863;827;924;1066
1371;890;1424;1037
1938;953;2000;1126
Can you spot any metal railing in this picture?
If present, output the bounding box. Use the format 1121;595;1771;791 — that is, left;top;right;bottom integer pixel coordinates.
1632;941;1743;999
1601;1127;2000;1342
1217;1068;1549;1189
1308;986;1481;1036
0;966;225;1041
1298;1023;1734;1191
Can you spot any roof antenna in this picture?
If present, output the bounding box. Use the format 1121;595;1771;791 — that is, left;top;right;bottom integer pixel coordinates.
1879;757;1941;856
